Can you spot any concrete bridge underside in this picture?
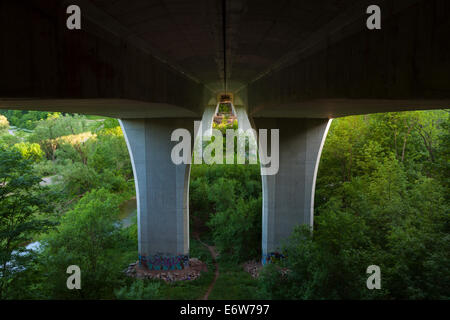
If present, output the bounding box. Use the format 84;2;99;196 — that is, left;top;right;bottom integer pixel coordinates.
0;0;449;269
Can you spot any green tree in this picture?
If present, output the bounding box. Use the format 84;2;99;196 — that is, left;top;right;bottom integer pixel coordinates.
0;134;21;148
0;147;53;299
55;127;131;196
13;142;45;162
29;114;91;160
189;163;261;245
208;197;262;262
37;188;130;299
0;110;51;130
0;115;9;132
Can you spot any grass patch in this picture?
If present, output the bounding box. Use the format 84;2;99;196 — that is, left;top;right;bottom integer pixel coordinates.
208;261;259;300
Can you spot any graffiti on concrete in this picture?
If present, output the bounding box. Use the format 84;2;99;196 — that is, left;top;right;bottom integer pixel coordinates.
262;252;285;265
139;254;189;270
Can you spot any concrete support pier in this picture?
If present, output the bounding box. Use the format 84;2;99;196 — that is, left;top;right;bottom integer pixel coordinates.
120;118;195;270
235;105;254;132
200;105;217;137
253;118;332;263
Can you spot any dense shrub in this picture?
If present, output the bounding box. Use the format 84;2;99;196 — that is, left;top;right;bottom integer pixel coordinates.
258;111;450;300
189;163;262;255
0;115;9;132
1;109;447;300
36;189;131;299
115;280;160;300
0;147;55;299
0;110;51;130
208;197;262;262
13;142;45;162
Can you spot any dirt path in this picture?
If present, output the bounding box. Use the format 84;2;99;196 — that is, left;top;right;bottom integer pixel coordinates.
195;235;219;300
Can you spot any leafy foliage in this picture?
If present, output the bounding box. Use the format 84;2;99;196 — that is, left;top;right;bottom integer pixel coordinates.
0;109;447;300
208;197;262;262
115;280;161;300
13;142;45;162
0;110;50;130
258;110;450;300
190;163;262;262
36;188;133;299
0;147;54;299
28;114;93;160
0;115;9;132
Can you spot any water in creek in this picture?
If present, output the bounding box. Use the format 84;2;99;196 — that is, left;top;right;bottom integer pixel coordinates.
2;198;138;274
119;197;137;228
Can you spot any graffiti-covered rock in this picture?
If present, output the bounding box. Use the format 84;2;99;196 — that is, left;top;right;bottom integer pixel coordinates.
124;258;207;283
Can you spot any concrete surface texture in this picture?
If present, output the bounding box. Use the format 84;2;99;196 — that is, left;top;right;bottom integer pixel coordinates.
120;118;197;263
253;118;332;257
0;0;448;117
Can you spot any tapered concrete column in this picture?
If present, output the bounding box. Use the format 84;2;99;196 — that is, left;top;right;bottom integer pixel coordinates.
235;105;253;132
200;105;217;137
119;118;195;270
252;118;332;263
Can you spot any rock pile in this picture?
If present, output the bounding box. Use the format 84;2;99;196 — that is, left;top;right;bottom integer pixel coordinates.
243;260;263;278
124;258;207;283
243;260;290;279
